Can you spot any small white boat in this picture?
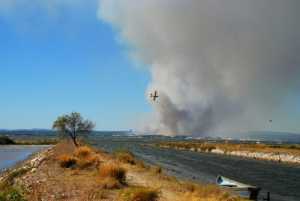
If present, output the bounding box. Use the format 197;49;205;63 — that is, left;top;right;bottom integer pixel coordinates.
216;175;261;200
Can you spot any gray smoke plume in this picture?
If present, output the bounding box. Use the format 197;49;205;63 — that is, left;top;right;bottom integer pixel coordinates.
99;0;300;135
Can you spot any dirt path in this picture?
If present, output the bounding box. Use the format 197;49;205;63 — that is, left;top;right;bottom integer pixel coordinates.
126;170;182;201
16;142;116;201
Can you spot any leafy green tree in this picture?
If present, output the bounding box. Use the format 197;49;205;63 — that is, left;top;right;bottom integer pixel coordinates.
53;112;95;146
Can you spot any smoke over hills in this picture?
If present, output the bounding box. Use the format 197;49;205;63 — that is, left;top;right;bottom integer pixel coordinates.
99;0;300;135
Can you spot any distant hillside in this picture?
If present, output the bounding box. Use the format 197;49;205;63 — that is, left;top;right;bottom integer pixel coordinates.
0;129;56;136
0;129;131;136
1;129;299;143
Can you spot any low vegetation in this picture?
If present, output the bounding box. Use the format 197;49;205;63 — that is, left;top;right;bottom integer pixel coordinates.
77;155;98;169
0;136;15;145
99;162;127;184
57;154;77;168
151;166;162;174
98;177;123;189
74;146;93;158
13;139;58;145
0;135;57;145
118;187;159;201
73;146;99;169
57;146;100;169
0;186;26;201
114;150;136;165
0;167;30;191
182;183;229;201
158;141;300;156
2;141;249;201
0;167;29;201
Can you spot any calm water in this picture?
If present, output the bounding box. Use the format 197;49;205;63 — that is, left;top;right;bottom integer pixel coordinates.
0;145;49;171
88;136;300;201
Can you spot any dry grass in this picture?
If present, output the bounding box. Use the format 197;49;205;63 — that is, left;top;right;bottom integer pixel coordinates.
114;150;136;165
151;166;162;174
179;182;248;201
57;145;99;169
218;143;300;155
98;177;123;189
181;181;197;192
84;189;111;200
188;184;223;197
183;192;248;201
74;146;93;158
135;160;147;169
74;146;100;169
118;187;159;201
114;149;149;169
99;162;127;184
159;141;300;156
57;154;77;168
77;155;99;169
159;142;216;152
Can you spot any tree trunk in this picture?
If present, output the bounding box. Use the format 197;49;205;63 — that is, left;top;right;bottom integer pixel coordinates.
72;136;78;147
71;129;78;147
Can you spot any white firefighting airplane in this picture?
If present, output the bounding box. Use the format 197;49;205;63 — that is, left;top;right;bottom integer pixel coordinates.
150;90;159;101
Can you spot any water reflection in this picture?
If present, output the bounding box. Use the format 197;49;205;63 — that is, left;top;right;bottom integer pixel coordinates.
0;145;49;171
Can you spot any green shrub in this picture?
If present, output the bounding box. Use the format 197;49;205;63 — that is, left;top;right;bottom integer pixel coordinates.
0;187;26;201
0;136;15;145
0;168;30;188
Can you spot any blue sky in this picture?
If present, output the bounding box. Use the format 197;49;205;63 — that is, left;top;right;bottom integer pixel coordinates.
0;1;151;130
1;1;300;134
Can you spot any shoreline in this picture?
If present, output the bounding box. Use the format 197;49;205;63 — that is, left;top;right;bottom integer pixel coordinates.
0;142;249;201
157;144;300;165
0;145;53;182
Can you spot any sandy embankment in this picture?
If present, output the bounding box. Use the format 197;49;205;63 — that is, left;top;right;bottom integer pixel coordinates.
159;145;300;164
0;146;52;183
211;148;300;164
